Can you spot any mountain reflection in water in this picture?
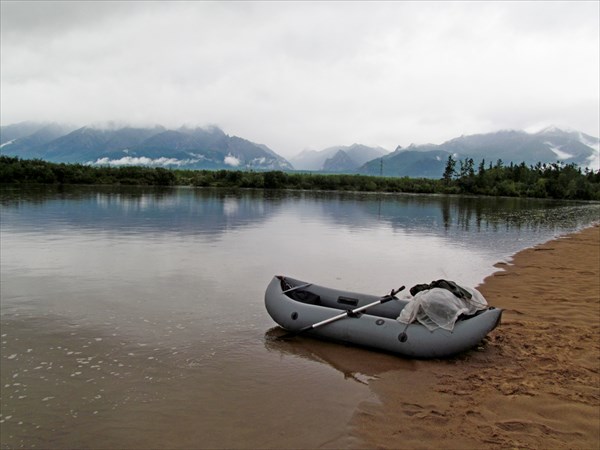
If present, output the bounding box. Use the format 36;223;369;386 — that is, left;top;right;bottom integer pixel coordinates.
2;185;597;242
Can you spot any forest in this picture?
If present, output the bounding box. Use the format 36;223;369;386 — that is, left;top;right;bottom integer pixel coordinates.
1;155;599;201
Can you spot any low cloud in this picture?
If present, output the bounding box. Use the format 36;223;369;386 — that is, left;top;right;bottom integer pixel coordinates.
93;157;198;167
1;2;598;157
224;154;241;167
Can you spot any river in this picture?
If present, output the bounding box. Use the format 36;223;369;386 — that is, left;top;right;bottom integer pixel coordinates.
1;186;598;449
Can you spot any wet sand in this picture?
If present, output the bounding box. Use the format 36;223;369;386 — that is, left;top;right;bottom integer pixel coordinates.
353;224;600;449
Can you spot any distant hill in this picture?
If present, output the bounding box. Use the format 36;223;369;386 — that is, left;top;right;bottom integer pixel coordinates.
359;127;599;178
441;128;597;166
2;122;598;177
0;122;63;145
323;150;357;172
289;148;338;171
0;123;293;170
290;144;388;172
0;122;79;148
0;123;77;155
27;125;167;162
360;146;450;178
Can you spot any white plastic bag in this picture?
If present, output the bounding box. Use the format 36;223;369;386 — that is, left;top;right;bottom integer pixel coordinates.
397;286;488;331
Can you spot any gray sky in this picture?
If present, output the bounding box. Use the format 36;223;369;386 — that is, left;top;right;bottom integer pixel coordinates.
1;1;598;157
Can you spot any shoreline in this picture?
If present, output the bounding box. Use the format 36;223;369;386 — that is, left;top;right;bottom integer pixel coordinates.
353;224;600;449
2;155;600;201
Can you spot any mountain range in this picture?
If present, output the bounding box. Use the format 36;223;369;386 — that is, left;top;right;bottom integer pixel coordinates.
290;144;388;172
1;122;598;177
0;122;293;171
360;127;599;177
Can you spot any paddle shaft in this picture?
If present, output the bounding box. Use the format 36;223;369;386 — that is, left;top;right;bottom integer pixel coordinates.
301;297;391;331
282;283;312;294
284;286;405;338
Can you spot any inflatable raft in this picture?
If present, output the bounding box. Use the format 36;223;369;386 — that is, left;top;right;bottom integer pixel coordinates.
265;276;502;358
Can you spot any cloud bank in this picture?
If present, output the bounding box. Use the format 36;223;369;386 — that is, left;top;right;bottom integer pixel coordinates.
1;1;598;157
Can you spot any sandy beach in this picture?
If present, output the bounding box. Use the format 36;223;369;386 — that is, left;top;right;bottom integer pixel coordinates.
353;224;600;449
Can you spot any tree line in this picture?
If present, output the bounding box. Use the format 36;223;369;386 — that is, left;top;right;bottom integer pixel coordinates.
1;155;599;200
0;156;177;186
441;155;600;200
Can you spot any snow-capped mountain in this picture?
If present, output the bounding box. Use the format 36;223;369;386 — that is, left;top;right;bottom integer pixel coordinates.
0;123;293;170
2;122;597;177
360;127;599;178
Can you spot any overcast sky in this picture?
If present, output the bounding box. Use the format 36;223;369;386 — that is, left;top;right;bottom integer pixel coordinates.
1;1;598;157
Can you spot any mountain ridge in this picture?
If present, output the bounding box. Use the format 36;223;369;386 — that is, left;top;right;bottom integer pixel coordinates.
290;143;388;171
0;123;292;170
1;122;598;176
359;127;599;177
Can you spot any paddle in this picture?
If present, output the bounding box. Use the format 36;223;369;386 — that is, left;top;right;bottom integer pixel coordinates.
278;286;405;340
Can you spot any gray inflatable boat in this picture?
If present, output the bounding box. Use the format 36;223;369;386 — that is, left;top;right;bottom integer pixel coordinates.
265;276;502;358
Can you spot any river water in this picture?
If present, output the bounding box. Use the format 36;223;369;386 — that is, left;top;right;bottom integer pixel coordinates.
1;186;598;449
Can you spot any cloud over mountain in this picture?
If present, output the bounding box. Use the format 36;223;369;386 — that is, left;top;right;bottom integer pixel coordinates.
1;123;597;177
1;2;598;158
359;127;599;178
0;123;292;170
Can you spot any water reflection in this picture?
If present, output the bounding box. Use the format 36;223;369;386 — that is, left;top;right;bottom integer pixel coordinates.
2;186;599;449
264;328;416;384
1;186;283;239
2;186;598;242
316;192;599;234
2;185;598;292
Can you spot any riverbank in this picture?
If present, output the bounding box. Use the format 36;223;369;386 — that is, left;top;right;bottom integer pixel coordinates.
353;224;600;449
2;155;600;200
